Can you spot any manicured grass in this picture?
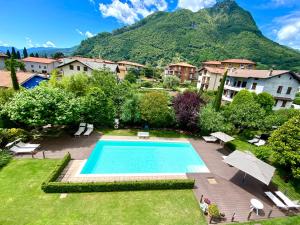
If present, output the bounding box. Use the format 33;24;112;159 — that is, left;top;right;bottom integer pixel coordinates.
0;159;206;225
101;128;192;138
232;216;300;225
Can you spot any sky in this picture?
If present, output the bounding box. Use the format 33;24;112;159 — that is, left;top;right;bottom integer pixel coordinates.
0;0;299;50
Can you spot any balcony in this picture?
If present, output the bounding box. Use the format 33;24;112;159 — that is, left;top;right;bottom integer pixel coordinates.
222;95;233;102
224;85;244;92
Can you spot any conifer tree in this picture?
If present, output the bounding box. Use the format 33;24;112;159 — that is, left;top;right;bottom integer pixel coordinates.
213;70;227;112
16;51;21;59
23;47;28;58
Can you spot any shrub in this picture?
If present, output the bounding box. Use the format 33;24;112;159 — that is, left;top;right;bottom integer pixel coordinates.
42;179;195;193
163;76;180;89
0;150;12;168
225;142;236;152
293;97;300;105
0;128;29;148
254;146;273;162
141;81;153;88
208;204;220;218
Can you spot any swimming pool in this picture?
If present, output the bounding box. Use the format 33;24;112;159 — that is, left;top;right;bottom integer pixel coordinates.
80;140;209;175
22;75;48;89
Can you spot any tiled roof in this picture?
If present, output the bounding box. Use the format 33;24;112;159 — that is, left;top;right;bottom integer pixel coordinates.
57;59;119;72
169;62;196;68
22;57;58;64
69;57;115;64
0;53;8;58
202;61;222;65
201;66;226;74
117;61;145;68
221;59;256;64
0;70;34;88
228;69;291;79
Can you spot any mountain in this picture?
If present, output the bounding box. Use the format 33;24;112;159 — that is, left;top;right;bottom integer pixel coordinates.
0;46;77;57
74;0;300;71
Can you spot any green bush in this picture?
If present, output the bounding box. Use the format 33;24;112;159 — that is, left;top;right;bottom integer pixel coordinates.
0;128;29;148
294;97;300;105
254;146;273;162
0;150;12;168
141;81;153;88
42;153;71;184
208;204;220;218
225;142;236;152
42;179;195;193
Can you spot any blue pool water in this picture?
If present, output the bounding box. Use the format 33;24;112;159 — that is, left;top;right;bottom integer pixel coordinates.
80;140;209;175
22;76;48;89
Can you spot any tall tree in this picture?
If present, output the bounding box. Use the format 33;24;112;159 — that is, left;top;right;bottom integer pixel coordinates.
16;51;21;59
213;70;227;111
11;47;17;59
6;50;11;58
29;53;34;57
23;47;28;58
35;53;39;57
53;52;64;59
44;53;48;58
9;57;20;91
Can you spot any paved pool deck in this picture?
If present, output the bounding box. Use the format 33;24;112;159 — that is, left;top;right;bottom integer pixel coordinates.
16;133;297;223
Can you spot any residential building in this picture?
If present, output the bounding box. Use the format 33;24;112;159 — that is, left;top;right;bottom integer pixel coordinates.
197;67;225;90
117;61;145;79
0;53;8;69
0;70;47;89
57;57;120;77
22;57;59;74
197;59;256;91
222;69;300;109
165;62;197;82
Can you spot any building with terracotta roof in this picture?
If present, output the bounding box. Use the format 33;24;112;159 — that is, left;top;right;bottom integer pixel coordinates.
165;62;197;82
117;61;145;79
22;57;59;74
197;67;226;91
223;69;300;109
202;59;256;70
0;70;48;89
0;53;8;70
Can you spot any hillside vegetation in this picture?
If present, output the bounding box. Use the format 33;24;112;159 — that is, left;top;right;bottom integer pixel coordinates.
75;0;300;71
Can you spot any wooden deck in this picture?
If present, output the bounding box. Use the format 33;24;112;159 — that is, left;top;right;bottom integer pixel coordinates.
15;134;298;223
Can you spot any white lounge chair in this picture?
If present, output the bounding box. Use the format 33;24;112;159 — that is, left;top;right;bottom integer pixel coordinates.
248;138;260;144
275;191;300;209
138;132;149;139
254;140;266;146
74;123;86;136
203;136;218;142
83;124;94;136
16;141;40;148
10;146;37;155
265;192;288;210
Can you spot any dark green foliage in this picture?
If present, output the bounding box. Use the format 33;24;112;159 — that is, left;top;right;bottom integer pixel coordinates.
0;150;12;169
74;0;300;71
254;146;273;162
53;52;65;59
9;58;20;91
6;50;11;58
225;142;236;152
141;81;153;88
294;97;300;105
256;92;275;113
23;47;28;58
16;51;21;59
35;53;39;57
120;94;141;124
263;109;300;129
29;53;34;57
213;70;227;111
11;47;17;59
125;72;137;83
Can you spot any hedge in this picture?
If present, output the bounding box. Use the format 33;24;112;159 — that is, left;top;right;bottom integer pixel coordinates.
42;179;195;193
225;142;236;152
41;152;195;193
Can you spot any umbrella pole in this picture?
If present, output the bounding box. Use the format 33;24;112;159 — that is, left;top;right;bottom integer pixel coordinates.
242;172;247;183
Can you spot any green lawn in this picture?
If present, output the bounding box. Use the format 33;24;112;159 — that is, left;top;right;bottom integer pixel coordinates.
0;159;206;225
101;128;192;138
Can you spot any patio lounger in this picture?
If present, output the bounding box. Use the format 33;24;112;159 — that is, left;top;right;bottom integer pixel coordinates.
74;123;86;136
248;138;260;144
138;132;149;139
203;136;218;142
275;191;300;209
254;140;266;147
10;146;37;154
16;141;40;148
83;124;94;136
265;192;288;210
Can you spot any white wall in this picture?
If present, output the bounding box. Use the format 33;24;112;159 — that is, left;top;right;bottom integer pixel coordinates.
24;61;59;74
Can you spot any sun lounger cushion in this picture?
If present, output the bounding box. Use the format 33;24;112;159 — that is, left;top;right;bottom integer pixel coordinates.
275;191;300;208
138;132;149;138
265;192;288;209
16;142;40;148
203;136;218;142
254;140;266;146
83;124;94;136
10;146;37;154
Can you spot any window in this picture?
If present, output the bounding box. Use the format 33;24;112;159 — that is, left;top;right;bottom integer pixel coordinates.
39;65;41;68
44;66;46;69
234;81;237;86
275;100;278;106
286;87;292;94
70;65;74;70
31;65;34;68
242;81;247;88
277;86;283;94
237;81;242;87
252;83;257;90
84;66;88;72
281;100;287;107
254;78;259;80
77;66;80;71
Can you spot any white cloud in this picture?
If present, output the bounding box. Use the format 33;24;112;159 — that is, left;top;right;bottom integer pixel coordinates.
0;40;9;47
89;0;95;5
76;29;95;38
177;0;216;12
99;0;168;25
273;11;300;49
261;0;300;8
43;41;56;48
26;37;34;48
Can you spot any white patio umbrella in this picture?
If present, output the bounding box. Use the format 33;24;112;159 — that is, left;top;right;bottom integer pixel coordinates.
224;150;276;185
211;132;235;143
